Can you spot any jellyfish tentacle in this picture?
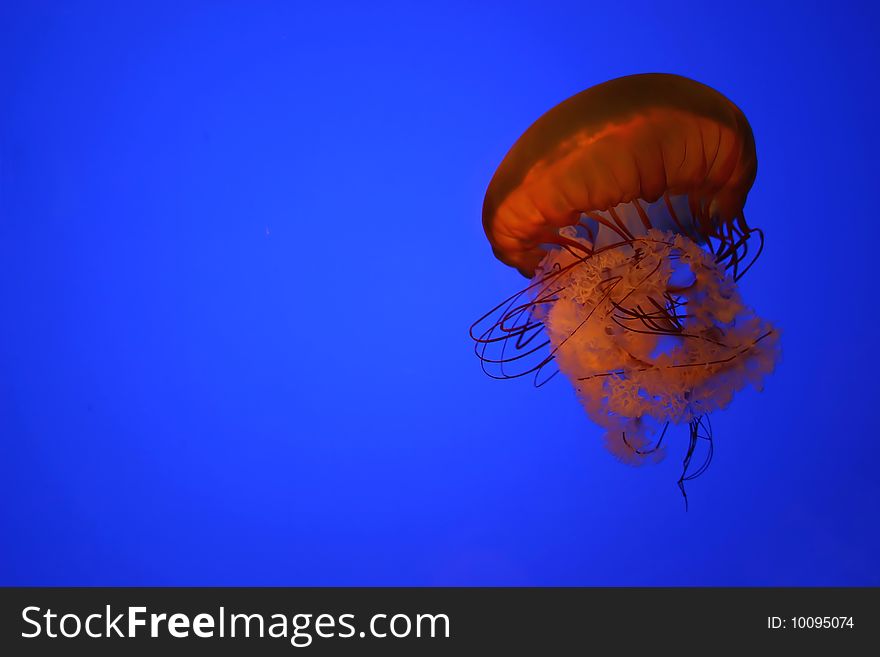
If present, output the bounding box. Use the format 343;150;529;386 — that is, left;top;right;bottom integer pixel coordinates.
622;421;670;456
677;415;715;510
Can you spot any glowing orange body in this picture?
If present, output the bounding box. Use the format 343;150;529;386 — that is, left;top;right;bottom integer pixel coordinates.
483;74;757;277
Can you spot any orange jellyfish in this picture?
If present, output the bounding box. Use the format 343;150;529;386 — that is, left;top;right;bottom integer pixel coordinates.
471;73;780;505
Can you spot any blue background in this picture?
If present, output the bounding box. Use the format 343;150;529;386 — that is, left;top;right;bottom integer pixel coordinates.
2;1;878;585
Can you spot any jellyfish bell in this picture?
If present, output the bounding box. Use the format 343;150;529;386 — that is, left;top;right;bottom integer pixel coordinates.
472;73;780;505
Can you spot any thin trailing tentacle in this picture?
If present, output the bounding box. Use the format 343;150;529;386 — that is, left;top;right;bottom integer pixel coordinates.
676;415;714;511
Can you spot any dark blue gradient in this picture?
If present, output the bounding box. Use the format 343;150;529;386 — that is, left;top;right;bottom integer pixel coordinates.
2;1;878;585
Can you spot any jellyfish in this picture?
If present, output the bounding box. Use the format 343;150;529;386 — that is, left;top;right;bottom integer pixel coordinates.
471;73;780;505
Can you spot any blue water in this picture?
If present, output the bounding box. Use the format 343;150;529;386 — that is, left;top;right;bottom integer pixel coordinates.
2;1;878;585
